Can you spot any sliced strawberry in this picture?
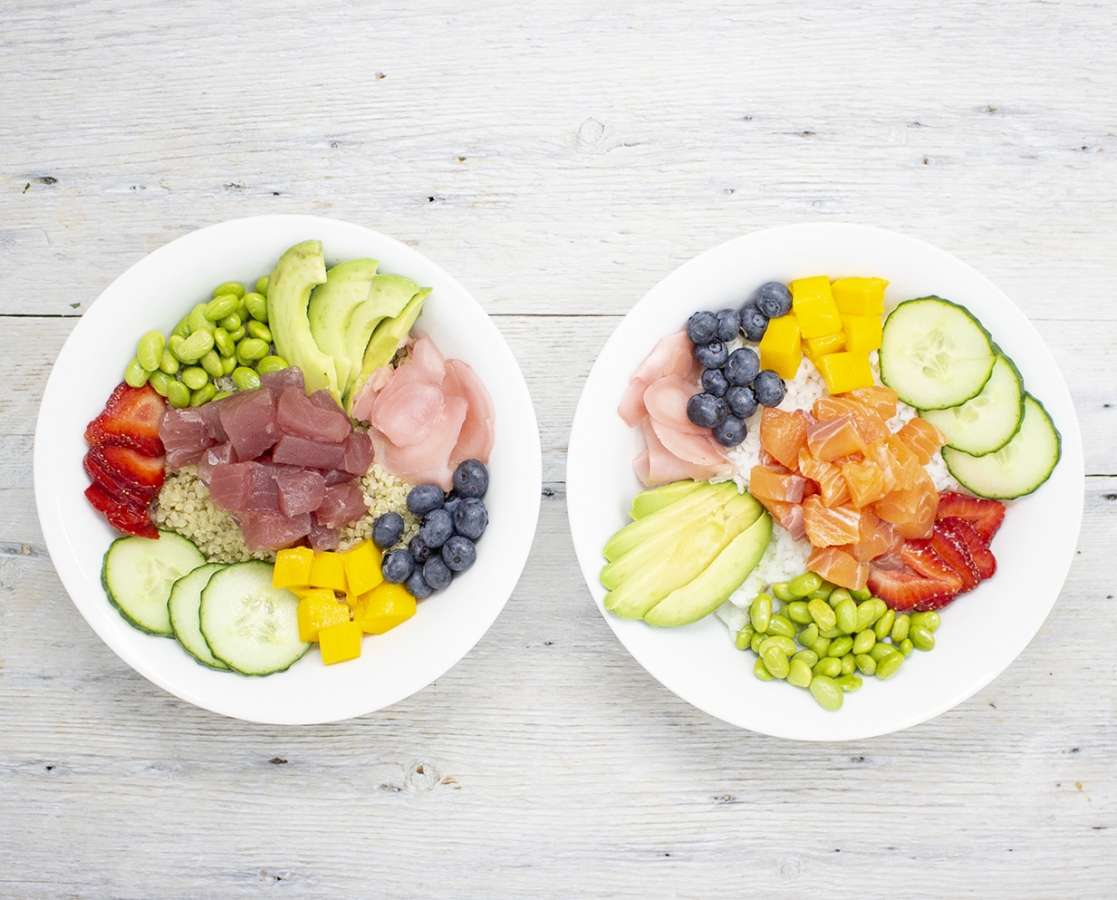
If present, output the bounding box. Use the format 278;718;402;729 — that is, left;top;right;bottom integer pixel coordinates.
84;484;158;538
930;521;980;592
85;383;166;456
899;540;964;593
867;565;958;612
936;491;1005;545
939;516;997;580
84;445;165;503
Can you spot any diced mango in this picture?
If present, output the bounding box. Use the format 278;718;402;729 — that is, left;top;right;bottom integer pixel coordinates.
272;546;314;589
343;540;384;597
318;621;363;665
804;332;846;362
842;313;883;353
831;277;887;315
352;582;417;635
816;351;874;394
790;276;843;339
297;589;352;642
758;314;802;379
309;551;348;594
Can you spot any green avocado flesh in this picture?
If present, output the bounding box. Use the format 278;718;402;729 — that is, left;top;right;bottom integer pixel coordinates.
307;258;379;394
629;480;702;519
347;286;431;412
342;275;424;405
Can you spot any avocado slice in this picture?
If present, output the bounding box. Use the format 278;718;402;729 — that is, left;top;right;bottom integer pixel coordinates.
341;274;423;402
307;258;379;393
346;286;431;413
603;481;735;562
630;479;703;519
266;241;339;401
643;511;772;627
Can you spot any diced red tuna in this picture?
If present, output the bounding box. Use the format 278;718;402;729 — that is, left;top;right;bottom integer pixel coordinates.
196;441;236;484
260;367;305;399
340;431;374;476
206;461;280;512
159;404;228;468
314;482;367;529
235;509;312;551
323;468;352;486
276;387;351;444
275;469;327;517
306;518;341;552
271;434;346;470
217;389;280;461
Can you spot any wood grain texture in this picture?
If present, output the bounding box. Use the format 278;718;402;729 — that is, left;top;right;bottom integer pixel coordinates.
2;1;1116;897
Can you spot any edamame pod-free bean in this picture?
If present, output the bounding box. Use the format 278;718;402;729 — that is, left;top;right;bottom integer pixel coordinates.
750;631;765;653
788;572;822;598
759;635;796;656
818;626;840;639
850;587;873;602
855;653;877;676
181;366;209;390
840;653;856;675
787;658;813;688
255;276;269;296
205;294;241;321
136;330;165;371
148;370;173;397
811;636;831;657
172;316;191;339
910;625;935;651
772;582;796;603
175;329;215;364
791;649;818;668
798;623;818;648
812;657;842;679
124;358;149;388
869;643;896;663
190;383;216;407
828;588;852;610
213;281;245;299
227;325;246;342
898;639;914;657
786;601;812;625
232;366;261;391
874;608;896;641
188;304;215;335
810;675;843;711
852;629;876;655
837;674;863;692
200;350;224;378
891;614;910;644
754;658;774;681
219;313;242;332
767;615;795;639
221;355;238;375
808;598;836;630
828;636;853;658
244;292;268;322
214;327;236;358
856;598;885;632
213;390;233;401
236;300;249;323
911;611;941;633
762;646;790;679
876;651;904;680
236;337;269;363
245;320;272;343
750;593;772;634
835;598;858;634
166;379;191;409
808;584;834;602
256;355;288;375
159;348;179;375
735;625;755;651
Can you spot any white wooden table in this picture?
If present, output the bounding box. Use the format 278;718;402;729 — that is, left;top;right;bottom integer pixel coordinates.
3;2;1115;896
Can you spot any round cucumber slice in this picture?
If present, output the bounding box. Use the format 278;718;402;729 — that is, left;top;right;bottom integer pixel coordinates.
102;531;206;636
920;355;1025;456
880;296;996;410
168;562;229;669
942;394;1061;499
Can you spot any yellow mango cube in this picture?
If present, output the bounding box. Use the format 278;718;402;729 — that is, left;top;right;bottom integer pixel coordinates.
318;621;363;665
842;313;883;354
758;314;802;380
343;540;384;597
352;582;417;635
272;546;314;589
790;276;843;339
816;351;874;394
309;551;348;595
804;332;846;362
297;589;352;642
831;277;888;316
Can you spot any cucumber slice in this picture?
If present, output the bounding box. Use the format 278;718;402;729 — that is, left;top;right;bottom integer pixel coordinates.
199;561;310;676
880;297;996;410
168;562;229;670
942;394;1061;499
920;355;1025;456
102;531;206;635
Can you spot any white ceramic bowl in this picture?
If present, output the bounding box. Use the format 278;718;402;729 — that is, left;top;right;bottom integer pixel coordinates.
35;215;541;724
567;223;1083;741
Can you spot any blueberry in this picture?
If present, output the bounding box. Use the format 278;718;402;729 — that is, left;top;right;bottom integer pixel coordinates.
739;302;769;342
686;393;728;429
753;369;786;407
712;415;747;447
715;308;740;343
419;508;454;548
724;347;760;386
442;535;477;572
694;340;728;369
372;512;404;549
381;548;414;584
725;385;758;420
701;367;728;398
406;483;444;516
423;554;453;591
453;459;489;499
686;310;718;344
443;493;462;522
409;534;434;564
755;281;792;319
405;568;435;600
453;497;488;541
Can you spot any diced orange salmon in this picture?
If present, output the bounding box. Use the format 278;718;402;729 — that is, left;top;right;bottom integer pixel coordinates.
756;496;806;541
864;439;899;494
806;414;868;462
797;447;831;484
850;509;898;561
759;407;810;471
841;458;888;508
846;385;898;420
749;465;807;504
816;463;851;508
896;417;946;465
807;545;869;591
802;495;861;547
883;434;923;485
812;396;863;422
873;468;939;539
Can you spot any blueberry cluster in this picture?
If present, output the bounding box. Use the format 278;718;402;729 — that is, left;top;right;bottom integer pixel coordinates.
373;459;489;599
685;282;793;447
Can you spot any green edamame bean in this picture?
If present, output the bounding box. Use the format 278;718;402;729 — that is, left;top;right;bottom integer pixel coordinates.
818;626;840;639
811;636;831;657
771;581;796;603
188;304;215;335
828;588;852;610
909;624;935;651
788;572;822;598
759;635;796;656
750;631;765;654
809;675;843;711
891;613;910;644
767;615;795;639
255;276;269;296
791;649;818;668
874;608;896;641
754;658;774;681
798;623;819;648
148;370;173;397
735;625;755;651
841;653;856;675
837;673;863;692
787;658;813;688
168;333;185;356
828;636;853;658
855;653;877;676
855;598;884;632
812;657;842;679
159;348;179;375
204;294;241;321
876;651;904;680
213;281;245;299
227;325;246;342
256;355;288;375
222;355;238;375
166;379;191;409
808;583;834;602
232;367;261;391
245;320;272;343
175;329;215;364
807;598;836;631
898;638;914;657
850;586;873;602
200;350;224;378
213;390;232;401
835;598;858;634
213;328;237;358
181;366;209;390
785;601;812;625
124;358;149;387
136;330;165;371
190;383;216;407
172;316;191;338
236;299;249;320
911;611;940;633
244;292;269;322
219;313;242;332
869;643;896;663
236;337;269;363
749;593;772;634
762;646;790;679
852;629;876;655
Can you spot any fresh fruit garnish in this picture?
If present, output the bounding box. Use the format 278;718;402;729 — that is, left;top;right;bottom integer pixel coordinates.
936;491;1005;544
84;444;165;502
84;382;167;456
84;484;158;538
867;565;958;612
938;516;997;579
929;521;980;592
899;540;964;593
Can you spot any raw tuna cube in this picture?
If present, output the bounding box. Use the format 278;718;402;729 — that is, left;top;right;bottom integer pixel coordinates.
275;469;327;517
260;367;305;399
218;389;280;461
271;434;346;470
306;518;340;552
314;482;367;529
235;510;312;551
276;387;351;444
207;461;280;512
160;404;228;467
340;432;374;476
196;442;235;484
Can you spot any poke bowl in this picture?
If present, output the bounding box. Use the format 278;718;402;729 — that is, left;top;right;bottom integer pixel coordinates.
566;222;1083;741
34;215;542;724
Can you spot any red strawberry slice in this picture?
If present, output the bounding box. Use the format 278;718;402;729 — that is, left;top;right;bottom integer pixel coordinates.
85;383;166;456
936;491;1005;545
900;540;964;593
84;484;158;538
84;445;165;503
930;521;980;592
939;516;997;580
867;565;958;612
